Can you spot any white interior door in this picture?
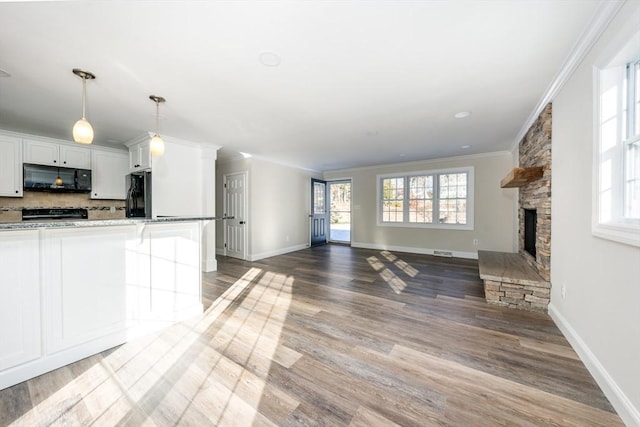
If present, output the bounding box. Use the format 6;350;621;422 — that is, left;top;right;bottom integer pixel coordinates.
224;172;248;260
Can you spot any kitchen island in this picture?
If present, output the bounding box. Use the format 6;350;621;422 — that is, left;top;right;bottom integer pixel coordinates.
0;217;221;390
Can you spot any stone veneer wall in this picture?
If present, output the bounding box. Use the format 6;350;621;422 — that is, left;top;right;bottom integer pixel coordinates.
0;192;125;223
518;103;552;281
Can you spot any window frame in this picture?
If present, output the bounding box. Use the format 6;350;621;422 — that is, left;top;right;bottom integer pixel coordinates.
592;36;640;247
377;166;474;230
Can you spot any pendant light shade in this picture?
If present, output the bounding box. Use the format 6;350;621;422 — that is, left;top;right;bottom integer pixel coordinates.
149;95;166;156
150;134;165;156
73;118;93;144
72;69;95;144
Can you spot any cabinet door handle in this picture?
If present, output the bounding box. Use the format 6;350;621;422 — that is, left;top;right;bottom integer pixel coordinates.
63;161;67;164
15;190;19;194
53;160;57;163
239;221;246;225
134;164;140;168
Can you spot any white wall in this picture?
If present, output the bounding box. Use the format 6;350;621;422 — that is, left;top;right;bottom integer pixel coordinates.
216;156;320;261
550;2;640;425
152;137;203;217
148;135;218;271
324;152;516;257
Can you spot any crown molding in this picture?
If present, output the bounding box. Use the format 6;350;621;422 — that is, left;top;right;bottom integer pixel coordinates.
325;150;512;174
510;0;625;152
123;131;221;151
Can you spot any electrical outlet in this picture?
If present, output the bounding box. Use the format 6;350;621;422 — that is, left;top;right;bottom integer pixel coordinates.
473;238;478;246
561;284;566;299
110;206;116;213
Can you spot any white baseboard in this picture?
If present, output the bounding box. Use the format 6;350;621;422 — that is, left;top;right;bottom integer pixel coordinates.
202;257;217;272
249;244;309;262
548;303;640;427
350;241;478;260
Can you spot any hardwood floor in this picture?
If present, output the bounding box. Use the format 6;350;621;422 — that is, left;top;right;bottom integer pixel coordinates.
0;245;623;426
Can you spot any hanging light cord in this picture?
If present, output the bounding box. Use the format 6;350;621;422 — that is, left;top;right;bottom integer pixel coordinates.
155;99;160;136
81;76;87;120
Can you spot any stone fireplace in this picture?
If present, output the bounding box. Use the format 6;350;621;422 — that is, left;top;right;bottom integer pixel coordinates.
518;103;551;282
477;104;551;311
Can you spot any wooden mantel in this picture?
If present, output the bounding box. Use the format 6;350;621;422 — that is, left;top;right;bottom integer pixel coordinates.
500;166;544;188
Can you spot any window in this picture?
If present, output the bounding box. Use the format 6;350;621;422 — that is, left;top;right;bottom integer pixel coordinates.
624;60;640;219
378;167;474;230
408;175;433;223
593;36;640;246
381;177;404;222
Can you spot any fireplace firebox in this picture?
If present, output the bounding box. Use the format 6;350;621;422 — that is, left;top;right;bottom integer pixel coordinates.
524;209;537;258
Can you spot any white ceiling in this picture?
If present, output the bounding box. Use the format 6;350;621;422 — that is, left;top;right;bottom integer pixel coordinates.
0;1;602;171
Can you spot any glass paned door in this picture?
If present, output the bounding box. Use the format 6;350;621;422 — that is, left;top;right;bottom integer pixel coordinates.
311;179;328;246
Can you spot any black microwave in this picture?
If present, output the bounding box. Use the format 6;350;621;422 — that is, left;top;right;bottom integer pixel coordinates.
23;163;92;192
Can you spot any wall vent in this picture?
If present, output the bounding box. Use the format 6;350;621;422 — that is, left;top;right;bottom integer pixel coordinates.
433;250;453;257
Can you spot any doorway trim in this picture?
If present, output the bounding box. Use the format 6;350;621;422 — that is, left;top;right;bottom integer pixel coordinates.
327;178;353;245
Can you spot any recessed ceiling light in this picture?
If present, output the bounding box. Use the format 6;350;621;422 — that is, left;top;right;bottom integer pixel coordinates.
461;145;471;149
454;111;471;119
259;52;281;67
0;68;10;78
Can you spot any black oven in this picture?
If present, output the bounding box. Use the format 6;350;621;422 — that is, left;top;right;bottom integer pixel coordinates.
22;208;88;221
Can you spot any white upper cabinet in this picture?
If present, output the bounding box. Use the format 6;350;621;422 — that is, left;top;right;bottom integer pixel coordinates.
0;135;23;197
129;140;151;172
60;145;91;169
91;149;129;200
23;139;57;166
23;139;91;169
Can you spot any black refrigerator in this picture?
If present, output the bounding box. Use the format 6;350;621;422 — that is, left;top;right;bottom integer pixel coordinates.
125;171;152;218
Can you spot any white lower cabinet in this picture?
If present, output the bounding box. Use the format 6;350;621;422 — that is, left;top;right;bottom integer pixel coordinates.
0;230;41;372
0;221;203;391
41;226;136;354
137;222;201;324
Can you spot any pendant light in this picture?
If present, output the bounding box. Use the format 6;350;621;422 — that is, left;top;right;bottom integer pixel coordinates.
72;68;96;144
55;168;63;187
149;95;166;156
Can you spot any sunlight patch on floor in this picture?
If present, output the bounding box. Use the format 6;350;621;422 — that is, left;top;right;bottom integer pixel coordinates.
367;256;385;271
366;252;420;294
189;270;298;426
394;259;419;277
380;268;407;294
380;250;397;262
14;266;298;426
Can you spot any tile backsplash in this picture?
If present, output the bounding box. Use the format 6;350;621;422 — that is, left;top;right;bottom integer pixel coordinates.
0;191;125;222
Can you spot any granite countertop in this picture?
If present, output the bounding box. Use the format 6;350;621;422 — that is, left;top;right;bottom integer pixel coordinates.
0;216;232;231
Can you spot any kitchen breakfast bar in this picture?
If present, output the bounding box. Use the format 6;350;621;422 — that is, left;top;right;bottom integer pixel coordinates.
0;217;221;391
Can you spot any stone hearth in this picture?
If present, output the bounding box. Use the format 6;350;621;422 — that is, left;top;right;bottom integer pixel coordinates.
478;251;549;311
